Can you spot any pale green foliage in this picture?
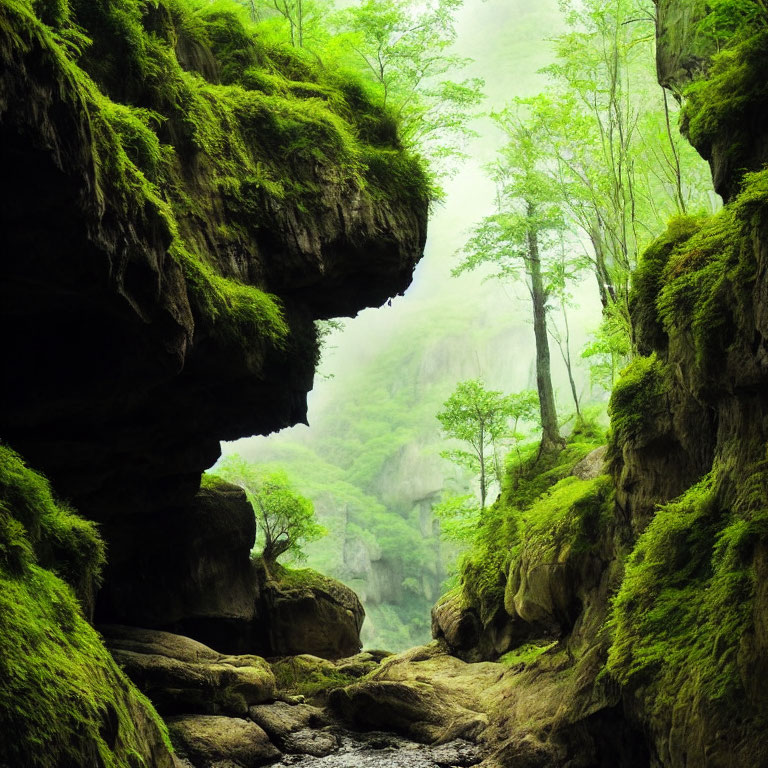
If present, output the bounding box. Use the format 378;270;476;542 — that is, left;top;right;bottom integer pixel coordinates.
336;0;483;175
454;105;569;286
581;308;633;392
238;0;483;182
529;0;715;356
432;494;480;543
454;107;569;446
437;379;539;510
697;0;767;47
210;455;326;564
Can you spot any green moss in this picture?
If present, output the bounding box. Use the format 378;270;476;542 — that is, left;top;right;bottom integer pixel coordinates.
456;427;607;627
0;446;105;603
515;475;614;563
272;563;337;592
177;246;289;346
502;424;607;512
683;29;768;172
0;446;171;767
499;640;557;668
654;169;768;378
32;0;69;28
607;464;768;716
199;472;230;490
608;353;668;450
271;655;357;699
3;0;430;356
630;215;702;355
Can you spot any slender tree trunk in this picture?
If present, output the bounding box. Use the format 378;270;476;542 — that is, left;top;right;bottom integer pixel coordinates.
479;422;486;510
662;89;686;214
527;212;563;452
553;301;581;418
297;0;303;47
589;223;616;310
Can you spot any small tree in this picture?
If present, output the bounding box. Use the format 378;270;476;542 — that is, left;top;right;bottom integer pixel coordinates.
335;0;483;178
436;379;538;510
213;455;326;567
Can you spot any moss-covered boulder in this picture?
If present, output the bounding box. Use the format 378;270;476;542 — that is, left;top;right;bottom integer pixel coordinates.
167;715;279;767
101;625;275;717
432;429;611;661
258;564;365;660
328;643;496;744
269;654;359;702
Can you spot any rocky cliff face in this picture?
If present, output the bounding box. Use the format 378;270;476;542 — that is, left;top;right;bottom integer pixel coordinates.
0;0;427;764
427;4;768;766
0;0;426;630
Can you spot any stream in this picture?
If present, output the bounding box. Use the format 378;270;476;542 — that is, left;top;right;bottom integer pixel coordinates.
271;730;482;768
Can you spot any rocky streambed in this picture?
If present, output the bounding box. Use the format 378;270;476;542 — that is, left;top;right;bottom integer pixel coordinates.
101;625;503;768
267;732;481;768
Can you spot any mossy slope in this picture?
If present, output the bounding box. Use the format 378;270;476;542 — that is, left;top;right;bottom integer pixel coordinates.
433;424;611;660
603;165;768;767
0;446;174;768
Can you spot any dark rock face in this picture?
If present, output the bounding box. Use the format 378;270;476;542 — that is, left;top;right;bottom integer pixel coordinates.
0;0;426;644
654;0;710;92
98;485;363;659
97;483;259;645
655;0;768;202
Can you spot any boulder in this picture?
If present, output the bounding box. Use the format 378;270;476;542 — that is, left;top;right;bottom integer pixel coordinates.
167;716;280;768
431;590;482;652
97;485;261;654
570;446;607;480
328;644;501;744
247;701;329;744
260;566;364;659
283;729;339;757
334;651;381;678
101;625;274;716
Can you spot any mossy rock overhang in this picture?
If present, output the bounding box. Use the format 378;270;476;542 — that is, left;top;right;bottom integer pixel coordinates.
0;0;428;528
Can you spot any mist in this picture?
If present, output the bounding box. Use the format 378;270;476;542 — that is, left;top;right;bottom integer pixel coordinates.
221;0;608;650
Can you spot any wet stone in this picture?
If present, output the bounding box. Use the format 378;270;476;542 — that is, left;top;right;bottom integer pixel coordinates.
283;729;339;757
